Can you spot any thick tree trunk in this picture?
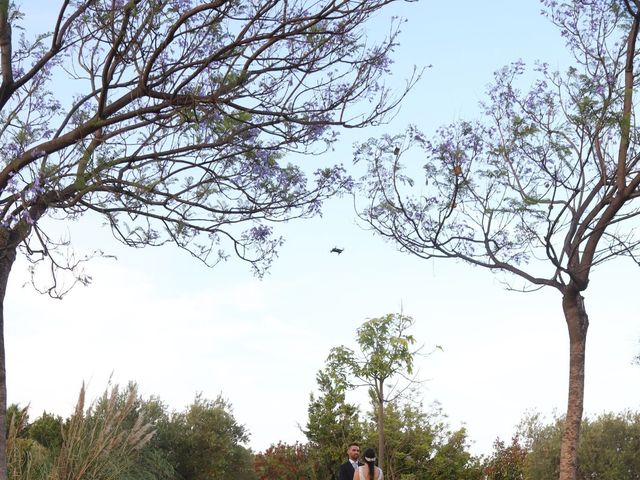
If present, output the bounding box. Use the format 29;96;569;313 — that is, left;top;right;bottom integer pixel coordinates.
559;289;589;480
0;245;16;480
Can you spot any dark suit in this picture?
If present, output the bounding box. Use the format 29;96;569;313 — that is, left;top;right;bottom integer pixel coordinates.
338;461;361;480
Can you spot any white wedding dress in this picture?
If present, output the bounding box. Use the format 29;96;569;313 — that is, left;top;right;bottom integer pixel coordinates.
357;465;384;479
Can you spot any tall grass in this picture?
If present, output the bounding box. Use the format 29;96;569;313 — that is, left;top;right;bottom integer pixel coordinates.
7;383;154;480
7;406;50;480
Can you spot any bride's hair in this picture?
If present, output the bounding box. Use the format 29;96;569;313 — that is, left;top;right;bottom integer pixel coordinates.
363;448;376;478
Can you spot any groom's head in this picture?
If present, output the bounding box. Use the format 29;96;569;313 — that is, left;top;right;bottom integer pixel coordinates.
347;442;360;462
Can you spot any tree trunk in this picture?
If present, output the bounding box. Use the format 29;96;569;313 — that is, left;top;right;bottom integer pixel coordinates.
377;382;385;472
0;244;16;480
558;288;589;480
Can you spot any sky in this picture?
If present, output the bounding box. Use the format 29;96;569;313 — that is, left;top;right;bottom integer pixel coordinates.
5;0;640;459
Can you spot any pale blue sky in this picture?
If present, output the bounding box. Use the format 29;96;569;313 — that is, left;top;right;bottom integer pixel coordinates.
6;0;640;458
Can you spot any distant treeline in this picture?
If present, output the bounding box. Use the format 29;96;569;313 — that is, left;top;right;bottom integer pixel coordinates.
7;382;640;480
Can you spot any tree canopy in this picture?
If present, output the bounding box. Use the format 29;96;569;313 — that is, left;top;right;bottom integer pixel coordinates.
0;2;415;478
0;0;414;284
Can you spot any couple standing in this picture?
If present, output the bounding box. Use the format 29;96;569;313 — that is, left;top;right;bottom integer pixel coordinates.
338;442;383;480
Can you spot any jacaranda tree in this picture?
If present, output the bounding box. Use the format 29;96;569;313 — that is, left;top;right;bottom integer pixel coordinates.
357;1;639;479
0;1;416;478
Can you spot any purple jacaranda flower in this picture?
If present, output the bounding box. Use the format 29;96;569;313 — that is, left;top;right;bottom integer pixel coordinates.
256;150;269;163
20;210;34;226
248;225;272;241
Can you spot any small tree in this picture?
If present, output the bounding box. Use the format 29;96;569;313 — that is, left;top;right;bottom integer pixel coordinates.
153;393;254;480
483;436;528;480
427;428;483;480
254;442;314;480
326;313;421;470
0;1;416;478
358;1;640;479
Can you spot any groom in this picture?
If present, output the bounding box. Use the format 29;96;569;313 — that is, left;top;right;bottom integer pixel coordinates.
338;442;362;480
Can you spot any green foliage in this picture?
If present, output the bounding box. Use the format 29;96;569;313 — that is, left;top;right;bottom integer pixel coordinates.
104;396;175;480
5;384;261;480
6;383;154;480
362;400;482;480
427;428;483;480
577;412;640;479
26;413;63;452
367;400;440;477
327;313;418;404
7;407;51;480
304;368;363;480
152;394;255;480
305;371;482;480
360;314;416;382
517;413;561;480
518;411;640;480
325;313;420;470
